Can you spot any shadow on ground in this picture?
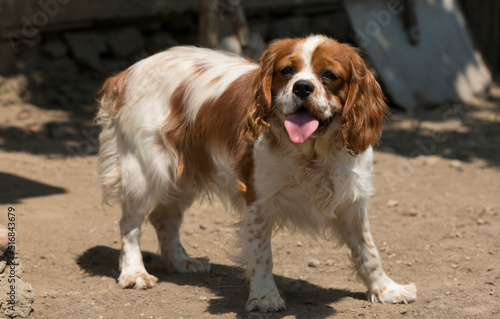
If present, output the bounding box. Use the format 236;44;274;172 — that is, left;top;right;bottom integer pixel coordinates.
0;172;66;204
77;245;366;318
378;102;500;167
0;120;100;156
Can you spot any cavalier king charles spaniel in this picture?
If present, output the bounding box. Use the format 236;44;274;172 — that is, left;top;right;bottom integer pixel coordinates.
97;35;416;312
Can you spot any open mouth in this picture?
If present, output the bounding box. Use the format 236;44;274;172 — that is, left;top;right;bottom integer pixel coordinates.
284;107;332;144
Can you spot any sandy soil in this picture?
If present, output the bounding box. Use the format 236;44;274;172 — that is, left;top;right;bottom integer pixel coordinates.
0;74;499;319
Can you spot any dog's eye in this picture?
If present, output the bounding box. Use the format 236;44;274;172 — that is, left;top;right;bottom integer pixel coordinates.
322;71;337;81
280;67;294;76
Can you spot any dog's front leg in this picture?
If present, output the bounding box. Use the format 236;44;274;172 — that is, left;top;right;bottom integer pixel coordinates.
337;200;417;304
241;205;285;312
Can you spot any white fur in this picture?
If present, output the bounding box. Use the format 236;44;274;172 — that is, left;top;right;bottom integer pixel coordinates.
97;37;416;312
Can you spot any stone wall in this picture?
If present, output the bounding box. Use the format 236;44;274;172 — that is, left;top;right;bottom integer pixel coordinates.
0;5;353;113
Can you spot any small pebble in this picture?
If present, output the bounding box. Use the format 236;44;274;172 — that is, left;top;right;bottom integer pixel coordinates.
307;259;321;268
387;200;399;207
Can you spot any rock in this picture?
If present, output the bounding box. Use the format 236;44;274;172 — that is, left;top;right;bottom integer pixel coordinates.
106;27;145;59
307;258;321;268
476;218;487;225
403;209;419;217
449;160;463;171
324;259;335;266
0;226;8;256
0;279;35;318
41;38;68;58
0;242;35;318
270;15;310;39
63;31;107;70
387;199;399;207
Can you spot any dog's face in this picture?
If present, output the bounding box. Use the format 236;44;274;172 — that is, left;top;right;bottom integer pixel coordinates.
253;36;388;155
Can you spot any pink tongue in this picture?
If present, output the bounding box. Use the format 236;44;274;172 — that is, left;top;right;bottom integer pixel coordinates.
284;112;319;144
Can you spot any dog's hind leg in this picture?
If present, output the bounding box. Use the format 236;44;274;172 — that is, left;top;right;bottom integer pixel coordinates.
117;155;159;289
149;195;211;273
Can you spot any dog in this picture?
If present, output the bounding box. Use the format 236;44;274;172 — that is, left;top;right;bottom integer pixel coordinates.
96;35;417;312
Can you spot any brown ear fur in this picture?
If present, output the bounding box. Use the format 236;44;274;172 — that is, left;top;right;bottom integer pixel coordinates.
342;51;389;156
244;39;294;142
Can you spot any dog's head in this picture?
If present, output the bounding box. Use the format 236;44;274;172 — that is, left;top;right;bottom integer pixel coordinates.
251;35;388;155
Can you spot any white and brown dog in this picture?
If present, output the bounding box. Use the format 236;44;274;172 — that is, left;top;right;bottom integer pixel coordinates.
96;35;416;312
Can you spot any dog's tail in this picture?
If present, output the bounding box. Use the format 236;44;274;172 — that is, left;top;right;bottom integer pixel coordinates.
95;69;131;205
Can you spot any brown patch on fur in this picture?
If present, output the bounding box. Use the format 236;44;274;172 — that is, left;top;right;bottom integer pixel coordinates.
99;68;131;113
307;38;389;156
243;38;307;144
162;70;261;200
340;46;389;156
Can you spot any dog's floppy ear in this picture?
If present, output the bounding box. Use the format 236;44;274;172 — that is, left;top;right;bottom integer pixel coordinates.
342;50;389;156
244;39;292;141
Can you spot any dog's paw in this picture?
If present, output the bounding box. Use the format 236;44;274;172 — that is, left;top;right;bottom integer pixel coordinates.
118;271;158;289
168;256;211;273
369;282;417;304
245;291;286;312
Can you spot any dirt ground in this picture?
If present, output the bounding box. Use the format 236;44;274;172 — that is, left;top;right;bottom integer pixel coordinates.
0;73;499;319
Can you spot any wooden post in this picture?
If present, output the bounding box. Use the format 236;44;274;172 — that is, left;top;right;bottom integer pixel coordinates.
199;0;219;48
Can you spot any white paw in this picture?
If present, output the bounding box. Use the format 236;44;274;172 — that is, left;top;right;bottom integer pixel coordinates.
118;271;158;289
245;291;286;312
369;282;417;304
167;256;211;273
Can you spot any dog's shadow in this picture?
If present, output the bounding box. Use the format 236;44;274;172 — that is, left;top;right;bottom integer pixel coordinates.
77;246;365;318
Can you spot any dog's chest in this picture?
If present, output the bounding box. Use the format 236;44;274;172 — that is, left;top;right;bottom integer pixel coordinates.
253;139;363;219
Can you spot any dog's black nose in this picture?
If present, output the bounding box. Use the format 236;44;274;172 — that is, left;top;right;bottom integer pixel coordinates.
293;80;315;99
